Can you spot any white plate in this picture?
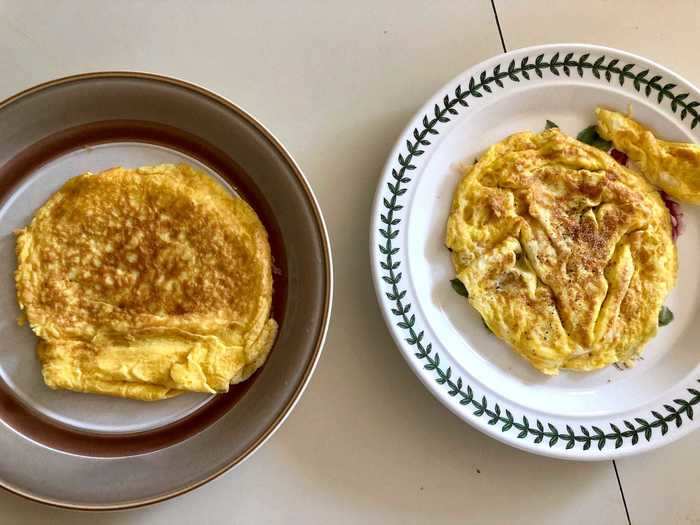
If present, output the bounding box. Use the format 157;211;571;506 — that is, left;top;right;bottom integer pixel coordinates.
371;44;700;460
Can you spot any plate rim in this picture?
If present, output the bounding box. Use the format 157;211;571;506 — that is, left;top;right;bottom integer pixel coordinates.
370;43;700;461
0;71;334;509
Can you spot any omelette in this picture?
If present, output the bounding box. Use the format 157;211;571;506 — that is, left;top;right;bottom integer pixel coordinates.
446;128;677;374
597;108;700;204
15;164;278;401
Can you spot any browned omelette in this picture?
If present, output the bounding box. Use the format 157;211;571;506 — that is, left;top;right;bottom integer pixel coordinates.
446;129;677;374
15;164;277;400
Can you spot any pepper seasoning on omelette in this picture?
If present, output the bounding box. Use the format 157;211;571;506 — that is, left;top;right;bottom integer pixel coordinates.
446;129;677;374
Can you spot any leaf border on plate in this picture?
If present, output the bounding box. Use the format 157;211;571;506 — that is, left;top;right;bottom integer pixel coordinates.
377;51;699;452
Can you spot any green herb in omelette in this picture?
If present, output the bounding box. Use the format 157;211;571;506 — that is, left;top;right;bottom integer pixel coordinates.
545;120;559;130
658;306;674;327
450;278;469;298
576;125;612;151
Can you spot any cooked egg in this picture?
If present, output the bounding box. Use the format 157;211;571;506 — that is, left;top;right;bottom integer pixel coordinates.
446;129;677;374
597;107;700;203
15;164;278;400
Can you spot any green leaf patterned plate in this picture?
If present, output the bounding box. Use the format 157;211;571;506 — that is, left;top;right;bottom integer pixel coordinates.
370;44;700;460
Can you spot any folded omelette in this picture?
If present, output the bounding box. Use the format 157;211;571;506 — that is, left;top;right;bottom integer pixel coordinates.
446;128;677;374
597;107;700;204
15;164;278;401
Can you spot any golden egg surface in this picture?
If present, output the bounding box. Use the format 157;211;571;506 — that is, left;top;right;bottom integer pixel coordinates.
597;107;700;204
15;164;277;400
445;129;677;374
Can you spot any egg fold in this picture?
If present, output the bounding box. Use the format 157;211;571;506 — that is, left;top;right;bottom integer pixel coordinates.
16;164;278;400
446;129;676;374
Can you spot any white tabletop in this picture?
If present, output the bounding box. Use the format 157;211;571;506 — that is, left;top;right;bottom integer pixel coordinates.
0;1;697;523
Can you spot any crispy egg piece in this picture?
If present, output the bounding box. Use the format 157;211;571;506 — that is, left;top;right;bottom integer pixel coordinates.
16;164;278;400
597;107;700;203
446;130;677;374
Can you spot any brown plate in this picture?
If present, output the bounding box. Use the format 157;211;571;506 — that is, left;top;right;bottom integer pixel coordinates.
0;72;332;509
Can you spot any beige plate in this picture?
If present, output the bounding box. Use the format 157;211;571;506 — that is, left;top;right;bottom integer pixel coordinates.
0;72;333;509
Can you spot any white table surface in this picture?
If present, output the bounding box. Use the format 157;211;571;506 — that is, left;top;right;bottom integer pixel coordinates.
0;1;696;523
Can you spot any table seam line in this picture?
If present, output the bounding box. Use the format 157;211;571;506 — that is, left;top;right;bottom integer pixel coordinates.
489;0;507;52
613;460;633;525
